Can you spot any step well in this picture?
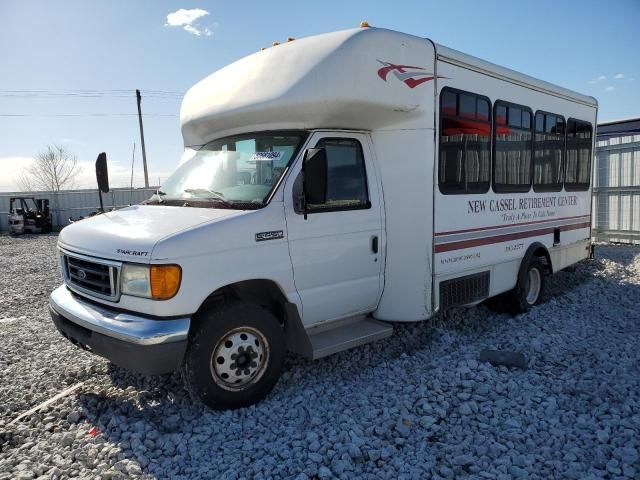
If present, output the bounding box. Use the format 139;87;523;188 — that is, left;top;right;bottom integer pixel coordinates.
306;316;393;360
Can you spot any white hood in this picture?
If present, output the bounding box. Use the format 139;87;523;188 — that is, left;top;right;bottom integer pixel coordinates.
58;205;243;261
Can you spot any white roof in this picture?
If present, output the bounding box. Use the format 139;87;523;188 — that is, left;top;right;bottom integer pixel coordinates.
180;27;433;145
434;43;597;107
181;27;597;146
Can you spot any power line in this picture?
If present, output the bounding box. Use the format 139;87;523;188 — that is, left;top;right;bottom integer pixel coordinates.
0;113;177;117
0;89;184;94
0;89;184;117
0;89;184;99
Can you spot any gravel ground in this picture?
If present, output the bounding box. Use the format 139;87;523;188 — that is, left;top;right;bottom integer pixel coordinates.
1;233;639;479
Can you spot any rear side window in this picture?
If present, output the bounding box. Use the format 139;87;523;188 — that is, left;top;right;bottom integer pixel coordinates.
439;88;491;194
493;101;533;193
308;138;370;212
565;119;593;191
533;112;565;192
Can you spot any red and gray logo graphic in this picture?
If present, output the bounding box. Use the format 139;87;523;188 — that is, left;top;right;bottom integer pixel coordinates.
376;60;446;88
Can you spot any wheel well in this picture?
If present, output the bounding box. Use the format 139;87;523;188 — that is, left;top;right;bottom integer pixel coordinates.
194;279;312;357
523;243;553;276
196;279;290;326
532;247;552;274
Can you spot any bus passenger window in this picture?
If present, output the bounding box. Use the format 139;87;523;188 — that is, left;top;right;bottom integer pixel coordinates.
439;88;491;194
493;101;533;193
565;119;592;191
533;112;564;192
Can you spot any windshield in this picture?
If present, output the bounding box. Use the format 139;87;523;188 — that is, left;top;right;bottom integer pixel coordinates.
153;131;307;208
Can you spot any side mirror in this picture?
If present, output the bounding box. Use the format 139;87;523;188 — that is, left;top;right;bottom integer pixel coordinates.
96;152;110;193
302;148;327;219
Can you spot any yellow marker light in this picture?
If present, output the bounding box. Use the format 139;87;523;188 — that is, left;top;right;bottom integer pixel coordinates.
150;265;182;300
272;41;280;46
360;21;370;28
287;37;296;42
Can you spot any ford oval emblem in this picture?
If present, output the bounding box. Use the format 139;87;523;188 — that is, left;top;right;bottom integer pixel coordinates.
77;269;87;280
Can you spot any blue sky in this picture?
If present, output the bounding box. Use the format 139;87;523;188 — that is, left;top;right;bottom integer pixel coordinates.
0;0;638;191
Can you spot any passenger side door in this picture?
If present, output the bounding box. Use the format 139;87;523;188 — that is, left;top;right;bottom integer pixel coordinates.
284;132;384;325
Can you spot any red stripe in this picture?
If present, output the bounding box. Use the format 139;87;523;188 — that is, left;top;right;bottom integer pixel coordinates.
435;214;591;237
435;222;591;253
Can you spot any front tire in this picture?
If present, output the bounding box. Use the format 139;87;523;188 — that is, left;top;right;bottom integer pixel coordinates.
182;301;286;410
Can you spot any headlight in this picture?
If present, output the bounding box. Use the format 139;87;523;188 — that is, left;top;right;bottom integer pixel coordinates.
121;264;182;300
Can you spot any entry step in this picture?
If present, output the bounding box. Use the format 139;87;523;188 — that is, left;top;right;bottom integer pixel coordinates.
307;315;393;360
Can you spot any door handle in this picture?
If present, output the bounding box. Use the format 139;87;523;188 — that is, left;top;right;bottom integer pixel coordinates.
371;235;379;254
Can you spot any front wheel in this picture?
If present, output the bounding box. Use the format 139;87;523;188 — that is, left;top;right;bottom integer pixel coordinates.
182;301;286;410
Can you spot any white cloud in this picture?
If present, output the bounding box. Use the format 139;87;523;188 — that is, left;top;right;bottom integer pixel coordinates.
604;86;615;92
165;8;213;36
588;75;607;84
614;73;625;79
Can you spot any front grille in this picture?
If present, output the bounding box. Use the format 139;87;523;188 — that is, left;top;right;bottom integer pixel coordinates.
63;253;119;299
439;271;490;310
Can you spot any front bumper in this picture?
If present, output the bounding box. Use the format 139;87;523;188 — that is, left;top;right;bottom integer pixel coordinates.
49;285;190;375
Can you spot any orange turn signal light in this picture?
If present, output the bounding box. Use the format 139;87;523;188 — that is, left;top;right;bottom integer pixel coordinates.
150;265;182;300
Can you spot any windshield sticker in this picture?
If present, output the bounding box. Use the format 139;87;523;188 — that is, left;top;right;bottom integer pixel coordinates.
250;151;283;161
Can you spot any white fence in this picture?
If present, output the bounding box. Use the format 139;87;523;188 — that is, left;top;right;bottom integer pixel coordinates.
0;187;158;233
593;129;640;244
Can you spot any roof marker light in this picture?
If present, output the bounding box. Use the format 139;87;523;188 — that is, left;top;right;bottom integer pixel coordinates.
360;21;370;28
272;41;280;46
287;37;296;42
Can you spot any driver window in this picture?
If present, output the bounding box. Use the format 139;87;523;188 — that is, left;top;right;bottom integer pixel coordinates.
307;138;371;212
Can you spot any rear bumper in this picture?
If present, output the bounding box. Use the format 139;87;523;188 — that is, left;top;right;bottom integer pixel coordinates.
49;285;190;375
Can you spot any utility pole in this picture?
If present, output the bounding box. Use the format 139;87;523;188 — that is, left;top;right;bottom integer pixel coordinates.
129;142;136;204
136;89;149;187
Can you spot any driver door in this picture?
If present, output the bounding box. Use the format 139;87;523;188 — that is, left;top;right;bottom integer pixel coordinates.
284;131;384;326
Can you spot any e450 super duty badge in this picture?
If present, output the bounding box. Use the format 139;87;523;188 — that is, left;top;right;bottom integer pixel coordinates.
255;230;284;242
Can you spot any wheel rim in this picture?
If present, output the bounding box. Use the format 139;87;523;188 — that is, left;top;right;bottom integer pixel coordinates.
525;268;542;305
210;327;269;391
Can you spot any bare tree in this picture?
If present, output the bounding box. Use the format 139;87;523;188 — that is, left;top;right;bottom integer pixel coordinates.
18;144;80;191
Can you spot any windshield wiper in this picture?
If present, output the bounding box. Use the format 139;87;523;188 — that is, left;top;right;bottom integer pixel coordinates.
183;188;230;203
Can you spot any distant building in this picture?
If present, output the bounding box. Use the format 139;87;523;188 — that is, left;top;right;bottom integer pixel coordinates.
594;117;640;244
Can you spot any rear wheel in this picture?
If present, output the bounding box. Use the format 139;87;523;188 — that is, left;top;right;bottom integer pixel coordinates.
485;257;546;314
510;257;546;313
182;301;285;410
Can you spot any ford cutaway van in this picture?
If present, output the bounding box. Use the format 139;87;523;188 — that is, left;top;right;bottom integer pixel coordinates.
50;25;597;409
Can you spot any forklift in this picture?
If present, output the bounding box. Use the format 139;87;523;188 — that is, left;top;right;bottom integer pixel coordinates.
8;197;53;235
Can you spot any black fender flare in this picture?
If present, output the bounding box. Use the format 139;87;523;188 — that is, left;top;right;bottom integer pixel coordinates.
517;243;552;288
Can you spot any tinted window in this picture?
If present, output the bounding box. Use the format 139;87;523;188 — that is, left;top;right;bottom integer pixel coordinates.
477;99;490;121
533;112;564;192
545;115;556;134
565;119;592;191
442;91;457;116
459;94;476;119
439;89;491;194
308;138;369;211
496;105;507;125
508;108;522;128
493;101;532;193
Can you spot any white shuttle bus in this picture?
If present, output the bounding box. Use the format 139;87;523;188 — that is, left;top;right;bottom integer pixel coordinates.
49;25;597;409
